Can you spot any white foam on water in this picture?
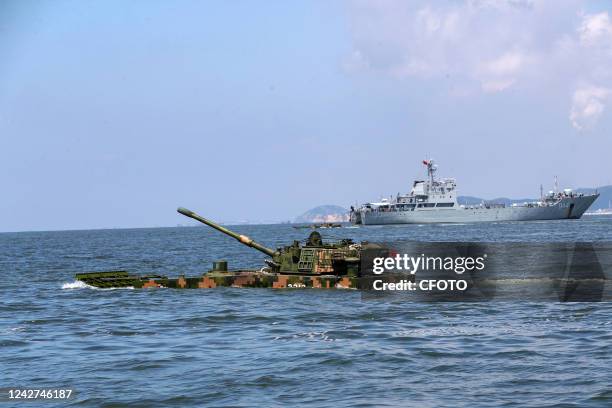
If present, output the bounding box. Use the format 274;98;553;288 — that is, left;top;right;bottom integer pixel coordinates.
61;280;134;290
97;286;135;291
62;280;94;289
2;326;26;334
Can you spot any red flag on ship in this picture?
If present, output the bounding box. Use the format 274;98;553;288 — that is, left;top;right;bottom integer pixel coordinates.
422;160;429;166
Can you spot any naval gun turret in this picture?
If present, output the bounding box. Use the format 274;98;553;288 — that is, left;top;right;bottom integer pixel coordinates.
177;207;360;276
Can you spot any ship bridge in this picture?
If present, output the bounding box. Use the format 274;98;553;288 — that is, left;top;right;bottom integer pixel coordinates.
398;160;458;207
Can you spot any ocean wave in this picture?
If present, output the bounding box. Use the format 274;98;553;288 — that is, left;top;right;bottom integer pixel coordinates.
61;280;94;289
61;280;134;290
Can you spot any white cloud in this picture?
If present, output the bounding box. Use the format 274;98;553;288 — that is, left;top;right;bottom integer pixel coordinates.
570;85;611;130
346;1;612;130
578;12;612;46
482;51;523;77
478;50;525;92
346;1;541;89
565;11;612;130
481;78;516;93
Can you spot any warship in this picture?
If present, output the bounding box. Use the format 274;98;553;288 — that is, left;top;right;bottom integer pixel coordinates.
75;207;369;289
350;160;599;225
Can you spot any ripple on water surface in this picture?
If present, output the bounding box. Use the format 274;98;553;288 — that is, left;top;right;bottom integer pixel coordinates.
2;219;612;407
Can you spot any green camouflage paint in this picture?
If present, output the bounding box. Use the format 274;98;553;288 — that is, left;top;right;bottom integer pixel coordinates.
75;208;374;290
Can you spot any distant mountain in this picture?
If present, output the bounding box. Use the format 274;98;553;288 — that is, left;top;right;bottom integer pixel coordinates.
458;185;612;211
294;205;349;223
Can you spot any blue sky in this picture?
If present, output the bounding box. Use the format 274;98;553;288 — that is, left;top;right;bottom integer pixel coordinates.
2;0;612;231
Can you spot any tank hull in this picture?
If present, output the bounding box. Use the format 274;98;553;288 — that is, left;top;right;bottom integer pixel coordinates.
75;270;360;289
357;195;598;225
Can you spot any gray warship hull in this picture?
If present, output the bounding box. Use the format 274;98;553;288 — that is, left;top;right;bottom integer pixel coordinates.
355;195;598;225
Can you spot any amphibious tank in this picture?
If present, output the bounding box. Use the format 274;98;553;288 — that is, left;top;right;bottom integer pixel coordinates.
75;207;366;289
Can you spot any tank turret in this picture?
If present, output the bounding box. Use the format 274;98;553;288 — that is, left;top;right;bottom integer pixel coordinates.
177;207;360;276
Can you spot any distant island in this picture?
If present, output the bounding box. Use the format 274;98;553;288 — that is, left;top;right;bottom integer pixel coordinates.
294;205;350;223
295;185;612;223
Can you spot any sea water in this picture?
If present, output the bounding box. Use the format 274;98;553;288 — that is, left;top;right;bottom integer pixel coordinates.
2;216;612;407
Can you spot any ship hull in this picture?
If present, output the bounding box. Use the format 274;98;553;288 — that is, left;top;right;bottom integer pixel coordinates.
357;195;599;225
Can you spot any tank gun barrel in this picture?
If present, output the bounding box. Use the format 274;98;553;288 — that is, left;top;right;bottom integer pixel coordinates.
177;207;278;257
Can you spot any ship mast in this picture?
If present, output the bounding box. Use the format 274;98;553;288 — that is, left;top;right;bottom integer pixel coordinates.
423;159;436;183
422;159;436;194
